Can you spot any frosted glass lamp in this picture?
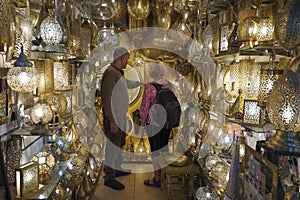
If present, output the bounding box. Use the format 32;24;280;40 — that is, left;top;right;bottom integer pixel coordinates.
7;46;39;92
266;70;300;152
30;98;53;135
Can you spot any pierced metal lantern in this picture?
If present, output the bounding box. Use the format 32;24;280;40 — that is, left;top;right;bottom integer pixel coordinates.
30;98;53;135
274;0;300;51
266;70;300;152
7;46;39;92
40;15;63;51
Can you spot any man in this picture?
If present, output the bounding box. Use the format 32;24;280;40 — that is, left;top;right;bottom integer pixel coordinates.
101;47;142;190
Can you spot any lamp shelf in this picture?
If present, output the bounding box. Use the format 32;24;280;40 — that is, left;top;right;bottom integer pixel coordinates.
18;144;84;199
227;118;275;133
214;49;288;63
29;50;76;61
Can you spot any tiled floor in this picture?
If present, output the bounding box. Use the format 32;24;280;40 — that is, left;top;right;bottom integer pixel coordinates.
89;163;169;200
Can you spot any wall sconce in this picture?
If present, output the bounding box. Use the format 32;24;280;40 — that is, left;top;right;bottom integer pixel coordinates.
266;70;300;152
16;161;39;198
243;100;261;125
7;46;39;92
30;98;53;135
31;151;56;182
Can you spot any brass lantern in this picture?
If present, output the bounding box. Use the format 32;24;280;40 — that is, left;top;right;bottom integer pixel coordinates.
30;98;53;135
238;16;259;49
7;46;39;93
266;70;300;152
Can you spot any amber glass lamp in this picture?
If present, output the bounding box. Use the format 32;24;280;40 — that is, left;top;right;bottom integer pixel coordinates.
266;70;300;152
7;46;39;92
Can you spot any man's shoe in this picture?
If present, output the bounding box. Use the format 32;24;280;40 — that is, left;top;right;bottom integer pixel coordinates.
104;178;125;190
115;169;131;177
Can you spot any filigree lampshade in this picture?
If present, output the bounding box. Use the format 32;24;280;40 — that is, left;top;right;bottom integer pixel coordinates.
266;70;300;152
30;98;53;135
16;161;39;197
257;62;283;107
7;46;39;92
45;91;67;125
238;16;259;49
40;15;63;51
238;59;261;99
243;100;261;124
256;5;274;45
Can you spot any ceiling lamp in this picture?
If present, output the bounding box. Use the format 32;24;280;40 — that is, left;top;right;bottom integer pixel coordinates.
266;70;300;152
7;46;39;92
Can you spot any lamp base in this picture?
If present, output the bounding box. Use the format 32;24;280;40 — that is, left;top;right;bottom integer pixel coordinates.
266;130;300;153
31;124;51;135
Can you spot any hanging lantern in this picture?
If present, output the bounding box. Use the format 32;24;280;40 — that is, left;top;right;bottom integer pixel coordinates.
256;5;275;45
274;0;300;51
257;62;283;107
7;46;39;92
266;70;300;152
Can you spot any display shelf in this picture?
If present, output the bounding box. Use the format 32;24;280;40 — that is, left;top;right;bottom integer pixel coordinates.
227;118;275;133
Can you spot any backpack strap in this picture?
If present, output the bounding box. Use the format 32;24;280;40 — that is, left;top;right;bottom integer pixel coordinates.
150;82;172;92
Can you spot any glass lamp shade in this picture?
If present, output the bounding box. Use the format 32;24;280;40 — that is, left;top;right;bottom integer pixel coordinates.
266;70;300;132
30;98;53;134
7;47;39;92
40;15;63;49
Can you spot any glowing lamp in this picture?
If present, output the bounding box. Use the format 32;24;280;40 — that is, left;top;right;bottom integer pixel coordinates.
30;98;53;135
266;70;300;152
7;46;39;92
16;161;39;197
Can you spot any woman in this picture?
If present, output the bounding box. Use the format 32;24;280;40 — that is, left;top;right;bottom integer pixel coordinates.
140;62;175;187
